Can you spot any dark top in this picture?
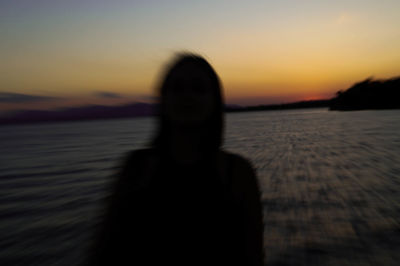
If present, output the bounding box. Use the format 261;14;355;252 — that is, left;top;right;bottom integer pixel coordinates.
90;149;263;266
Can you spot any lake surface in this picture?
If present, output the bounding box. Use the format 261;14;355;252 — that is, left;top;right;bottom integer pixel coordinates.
1;108;400;265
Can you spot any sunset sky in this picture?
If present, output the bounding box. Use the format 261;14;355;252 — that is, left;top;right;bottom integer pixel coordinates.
1;0;399;112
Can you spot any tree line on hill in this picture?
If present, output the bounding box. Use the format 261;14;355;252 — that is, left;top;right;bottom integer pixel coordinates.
329;76;400;110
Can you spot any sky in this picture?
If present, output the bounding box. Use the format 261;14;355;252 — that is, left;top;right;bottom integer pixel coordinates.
1;0;399;112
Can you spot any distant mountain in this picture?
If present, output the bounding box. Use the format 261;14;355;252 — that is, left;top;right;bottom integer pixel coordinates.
0;100;335;126
6;76;398;126
330;77;400;111
0;102;156;125
225;100;331;112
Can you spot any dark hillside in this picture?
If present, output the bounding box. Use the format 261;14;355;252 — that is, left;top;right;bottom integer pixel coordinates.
330;77;400;110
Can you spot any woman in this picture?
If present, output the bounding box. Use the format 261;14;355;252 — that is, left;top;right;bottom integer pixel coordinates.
90;53;264;266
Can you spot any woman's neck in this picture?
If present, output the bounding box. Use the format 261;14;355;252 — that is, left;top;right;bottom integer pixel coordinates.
168;126;203;164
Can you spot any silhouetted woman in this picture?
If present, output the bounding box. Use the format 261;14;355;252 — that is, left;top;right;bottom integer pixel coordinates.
89;53;264;266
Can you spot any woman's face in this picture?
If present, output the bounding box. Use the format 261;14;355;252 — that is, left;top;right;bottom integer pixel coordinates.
164;63;217;126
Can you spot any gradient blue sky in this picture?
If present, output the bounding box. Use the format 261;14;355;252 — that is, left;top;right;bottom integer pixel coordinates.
1;0;399;111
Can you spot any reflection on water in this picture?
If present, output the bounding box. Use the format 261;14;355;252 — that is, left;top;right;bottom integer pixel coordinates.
0;108;399;265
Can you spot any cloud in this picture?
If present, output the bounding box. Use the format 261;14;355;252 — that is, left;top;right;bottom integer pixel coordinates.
0;92;58;103
335;12;358;26
94;91;122;99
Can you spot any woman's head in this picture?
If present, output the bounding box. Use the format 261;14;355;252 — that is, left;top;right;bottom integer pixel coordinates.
153;53;224;152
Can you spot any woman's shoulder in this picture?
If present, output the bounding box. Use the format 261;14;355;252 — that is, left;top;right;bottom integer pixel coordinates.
220;150;260;200
123;148;158;163
219;150;255;174
119;148;160;171
117;148;159;186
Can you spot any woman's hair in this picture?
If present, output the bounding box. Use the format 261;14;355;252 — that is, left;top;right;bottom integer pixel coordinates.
152;52;224;154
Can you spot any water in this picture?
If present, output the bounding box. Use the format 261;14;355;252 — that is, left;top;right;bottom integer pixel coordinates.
0;108;399;265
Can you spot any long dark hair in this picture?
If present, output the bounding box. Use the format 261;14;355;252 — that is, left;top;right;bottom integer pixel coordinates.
152;52;224;156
